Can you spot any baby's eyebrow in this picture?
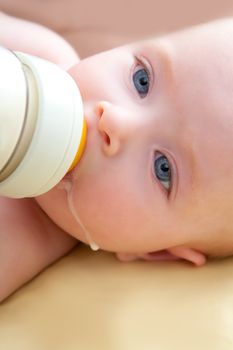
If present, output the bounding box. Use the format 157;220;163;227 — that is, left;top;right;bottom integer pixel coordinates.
149;39;175;90
150;41;200;191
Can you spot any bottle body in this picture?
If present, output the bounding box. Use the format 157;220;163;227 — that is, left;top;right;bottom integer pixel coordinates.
0;47;85;198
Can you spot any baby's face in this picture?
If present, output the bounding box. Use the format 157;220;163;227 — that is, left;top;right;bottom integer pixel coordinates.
36;20;233;258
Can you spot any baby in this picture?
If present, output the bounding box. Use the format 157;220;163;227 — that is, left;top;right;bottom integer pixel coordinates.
1;12;233;301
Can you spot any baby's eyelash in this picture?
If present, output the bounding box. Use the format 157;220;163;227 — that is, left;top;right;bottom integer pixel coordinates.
134;55;152;78
134;53;149;66
131;55;154;98
131;55;152;98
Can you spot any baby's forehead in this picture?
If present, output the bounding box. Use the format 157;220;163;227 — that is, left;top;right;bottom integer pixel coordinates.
157;23;233;195
164;23;233;134
176;79;233;188
133;20;233;185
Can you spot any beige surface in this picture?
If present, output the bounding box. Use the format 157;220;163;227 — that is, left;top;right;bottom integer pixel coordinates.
1;245;233;350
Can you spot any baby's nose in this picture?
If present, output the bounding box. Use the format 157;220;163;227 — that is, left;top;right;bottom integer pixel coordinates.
96;101;129;157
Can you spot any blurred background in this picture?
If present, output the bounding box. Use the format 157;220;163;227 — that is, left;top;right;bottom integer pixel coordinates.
0;0;233;57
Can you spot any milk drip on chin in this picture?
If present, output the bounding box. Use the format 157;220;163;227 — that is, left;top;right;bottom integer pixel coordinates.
58;176;100;251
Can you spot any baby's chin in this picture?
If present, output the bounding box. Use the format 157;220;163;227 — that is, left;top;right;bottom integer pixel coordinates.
35;184;70;224
35;177;92;243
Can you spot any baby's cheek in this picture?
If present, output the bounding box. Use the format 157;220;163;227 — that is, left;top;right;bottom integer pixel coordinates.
71;191;131;250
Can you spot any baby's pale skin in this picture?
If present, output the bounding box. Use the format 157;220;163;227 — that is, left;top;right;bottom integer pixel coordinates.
37;18;233;262
1;12;233;301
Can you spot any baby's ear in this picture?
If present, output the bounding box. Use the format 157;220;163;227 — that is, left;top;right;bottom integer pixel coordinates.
116;246;206;266
167;246;207;266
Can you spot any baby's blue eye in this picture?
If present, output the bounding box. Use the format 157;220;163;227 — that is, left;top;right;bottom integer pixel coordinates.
154;154;171;191
133;68;149;98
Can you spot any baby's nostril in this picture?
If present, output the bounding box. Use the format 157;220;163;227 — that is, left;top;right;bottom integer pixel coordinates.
103;132;110;145
97;105;104;118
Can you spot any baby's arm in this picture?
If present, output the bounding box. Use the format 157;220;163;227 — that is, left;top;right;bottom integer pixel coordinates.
0;11;79;69
0;13;79;302
0;198;77;302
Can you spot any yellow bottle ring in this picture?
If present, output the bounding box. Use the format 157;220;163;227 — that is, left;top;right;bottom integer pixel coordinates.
68;119;87;172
